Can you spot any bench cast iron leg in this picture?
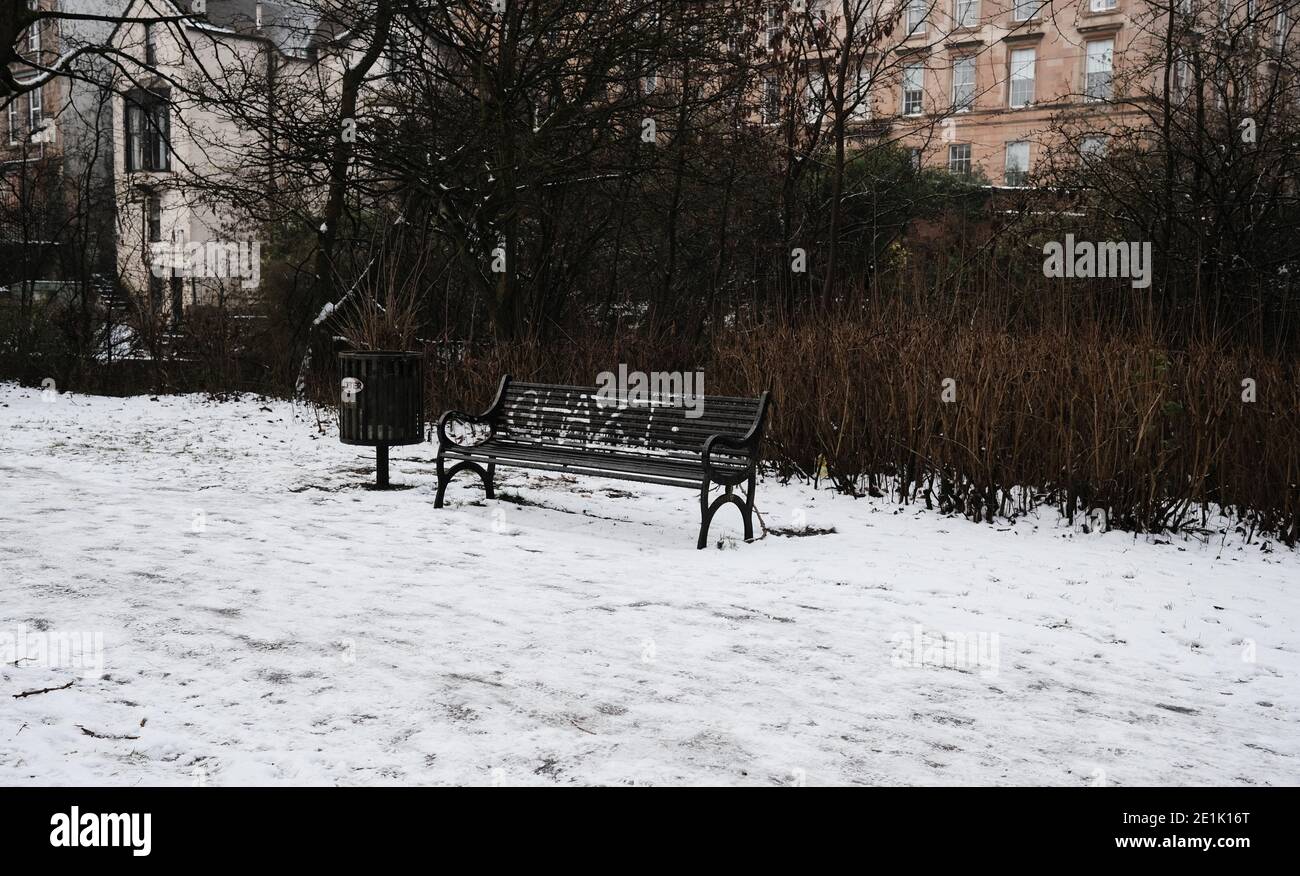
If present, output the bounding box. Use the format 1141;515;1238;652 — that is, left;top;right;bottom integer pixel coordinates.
698;475;757;549
697;480;712;549
435;457;493;508
743;470;756;541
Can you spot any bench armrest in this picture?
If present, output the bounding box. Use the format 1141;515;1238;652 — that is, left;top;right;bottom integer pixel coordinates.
437;409;495;448
702;433;760;484
436;374;511;449
701;391;771;484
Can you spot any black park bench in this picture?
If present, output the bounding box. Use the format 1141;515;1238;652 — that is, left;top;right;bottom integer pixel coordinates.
434;376;772;549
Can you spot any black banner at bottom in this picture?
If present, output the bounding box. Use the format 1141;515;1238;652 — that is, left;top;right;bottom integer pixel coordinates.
1;787;1287;862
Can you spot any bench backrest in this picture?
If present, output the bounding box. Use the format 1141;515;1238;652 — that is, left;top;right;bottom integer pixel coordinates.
490;378;768;455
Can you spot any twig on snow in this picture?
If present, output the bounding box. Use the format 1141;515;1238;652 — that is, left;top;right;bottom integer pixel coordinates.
76;725;140;741
12;680;74;699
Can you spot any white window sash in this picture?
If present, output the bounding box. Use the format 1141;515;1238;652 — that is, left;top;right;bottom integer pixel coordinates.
952;58;975;110
805;74;824;123
948;143;971;173
955;0;979;27
28;87;42;129
1010;49;1035;106
850;72;871;118
907;0;928;34
903;65;924;114
1004;142;1029;183
1086;39;1113;100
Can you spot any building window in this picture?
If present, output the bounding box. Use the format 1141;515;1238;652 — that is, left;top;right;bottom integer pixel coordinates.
909;147;922;170
1080;134;1108;159
952;56;975;111
28;86;42;133
762;74;780;123
805;72;825;124
903;63;924;115
948;142;971;175
727;15;745;55
906;0;928;34
765;4;782;50
27;0;40;55
7;98;20;145
1013;0;1039;21
1085;38;1114;101
850;71;871;119
145;23;158;66
1172;56;1191;101
1004;141;1029;185
1276;11;1289;52
1089;0;1117;11
125;90;171;172
1009;48;1035;107
146;193;163;243
954;0;979;28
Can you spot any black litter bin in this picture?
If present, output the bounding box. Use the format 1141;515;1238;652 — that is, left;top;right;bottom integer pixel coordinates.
338;351;424;487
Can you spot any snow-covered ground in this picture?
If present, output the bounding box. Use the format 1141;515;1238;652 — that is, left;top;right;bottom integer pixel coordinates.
1;382;1297;786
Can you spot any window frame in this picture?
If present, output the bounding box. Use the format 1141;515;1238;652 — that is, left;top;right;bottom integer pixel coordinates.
1012;0;1040;22
7;98;20;145
146;191;163;244
850;70;872;119
1079;134;1108;159
1009;47;1035;107
947;142;972;175
27;0;41;55
954;0;979;28
1004;140;1029;185
765;4;782;50
124;89;172;173
805;71;826;124
952;55;976;112
1085;38;1114;102
902;62;925;115
762;74;781;124
28;86;43;133
906;0;928;35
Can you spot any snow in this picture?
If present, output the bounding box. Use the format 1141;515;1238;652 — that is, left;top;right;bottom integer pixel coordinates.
310;301;337;326
1;383;1297;786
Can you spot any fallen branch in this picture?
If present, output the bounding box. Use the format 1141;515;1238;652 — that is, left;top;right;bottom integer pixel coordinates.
569;718;597;736
12;680;74;699
76;725;140;741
